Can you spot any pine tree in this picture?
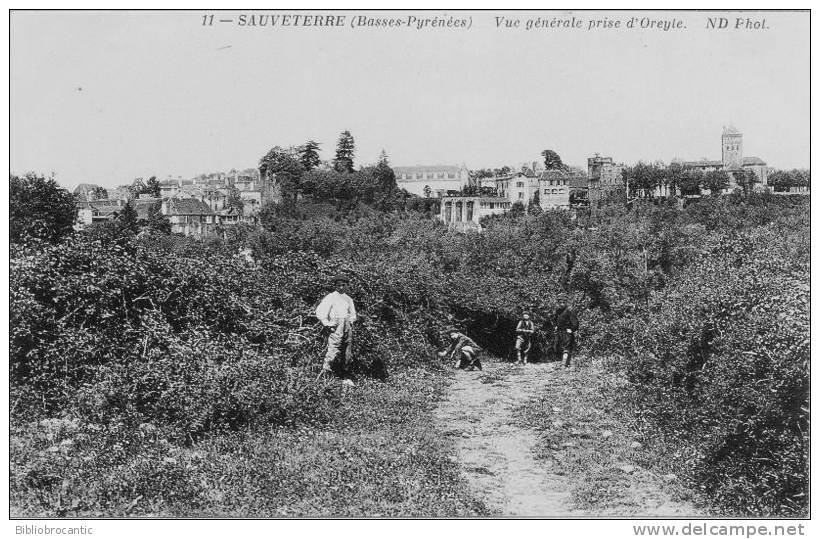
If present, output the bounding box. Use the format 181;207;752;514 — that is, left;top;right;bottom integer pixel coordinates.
374;149;396;191
299;140;322;172
333;130;355;173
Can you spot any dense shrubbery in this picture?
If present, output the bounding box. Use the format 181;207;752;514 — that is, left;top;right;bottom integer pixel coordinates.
10;189;809;516
576;199;809;516
10;173;77;244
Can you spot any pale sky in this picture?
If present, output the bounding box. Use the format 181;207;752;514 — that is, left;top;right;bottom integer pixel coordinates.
10;10;810;189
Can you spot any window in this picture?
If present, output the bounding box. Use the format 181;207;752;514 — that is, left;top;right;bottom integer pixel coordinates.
448;173;455;179
489;203;495;209
516;181;524;188
518;192;524;199
544;189;549;195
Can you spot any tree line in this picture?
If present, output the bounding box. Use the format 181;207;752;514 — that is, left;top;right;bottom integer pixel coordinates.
258;130;439;214
624;162;811;198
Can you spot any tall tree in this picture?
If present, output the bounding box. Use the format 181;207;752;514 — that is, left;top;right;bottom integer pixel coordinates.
299;140;322;172
145;176;161;198
541;150;565;171
333;130;355;173
374;150;396;191
377;149;389;166
624;162;665;197
10;173;77;244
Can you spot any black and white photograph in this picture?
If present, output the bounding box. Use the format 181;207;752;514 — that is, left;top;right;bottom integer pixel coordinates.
7;6;811;529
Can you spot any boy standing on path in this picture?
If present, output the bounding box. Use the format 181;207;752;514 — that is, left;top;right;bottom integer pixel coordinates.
315;274;357;380
553;296;579;367
515;312;535;365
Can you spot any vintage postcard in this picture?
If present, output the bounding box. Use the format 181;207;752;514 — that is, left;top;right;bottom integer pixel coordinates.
8;7;810;532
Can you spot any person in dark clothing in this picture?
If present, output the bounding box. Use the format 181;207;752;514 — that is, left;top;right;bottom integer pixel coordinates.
439;327;483;371
553;296;579;367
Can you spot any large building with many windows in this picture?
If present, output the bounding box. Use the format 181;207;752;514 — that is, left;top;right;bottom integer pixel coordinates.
540;169;583;209
495;170;540;203
494;164;576;210
394;164;470;196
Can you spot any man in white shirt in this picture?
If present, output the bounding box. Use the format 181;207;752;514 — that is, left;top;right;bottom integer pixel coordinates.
315;273;357;378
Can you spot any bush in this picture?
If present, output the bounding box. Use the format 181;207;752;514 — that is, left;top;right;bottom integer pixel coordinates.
10;194;809;516
10;173;77;244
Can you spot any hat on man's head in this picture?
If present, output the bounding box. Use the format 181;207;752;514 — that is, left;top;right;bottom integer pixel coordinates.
331;273;350;284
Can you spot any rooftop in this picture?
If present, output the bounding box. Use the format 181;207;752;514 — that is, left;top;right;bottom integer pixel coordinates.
682;160;724;168
73;183;103;193
440;195;509;202
394;165;465;174
165;198;215;216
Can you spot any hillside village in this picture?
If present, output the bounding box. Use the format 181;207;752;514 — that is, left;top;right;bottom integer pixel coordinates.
74;168;270;236
71;125;805;237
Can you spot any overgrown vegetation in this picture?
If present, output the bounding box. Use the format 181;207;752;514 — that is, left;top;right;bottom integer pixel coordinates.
9;168;809;516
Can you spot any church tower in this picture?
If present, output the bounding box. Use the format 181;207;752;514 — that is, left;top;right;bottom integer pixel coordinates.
721;125;743;169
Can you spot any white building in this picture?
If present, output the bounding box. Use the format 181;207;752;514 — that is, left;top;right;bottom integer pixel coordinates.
495;170;539;203
539;169;575;209
394;164;470;197
437;196;512;230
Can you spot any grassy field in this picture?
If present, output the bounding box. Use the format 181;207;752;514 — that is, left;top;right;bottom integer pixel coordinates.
11;367;491;517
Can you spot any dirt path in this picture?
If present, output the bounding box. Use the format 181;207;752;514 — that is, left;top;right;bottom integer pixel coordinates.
434;358;702;517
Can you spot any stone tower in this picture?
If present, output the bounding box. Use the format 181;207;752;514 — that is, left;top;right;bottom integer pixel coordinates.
721;125;743;169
